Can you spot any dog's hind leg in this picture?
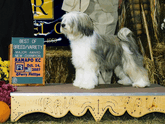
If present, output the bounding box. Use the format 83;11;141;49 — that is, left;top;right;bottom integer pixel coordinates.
114;66;132;85
129;67;150;88
122;54;150;88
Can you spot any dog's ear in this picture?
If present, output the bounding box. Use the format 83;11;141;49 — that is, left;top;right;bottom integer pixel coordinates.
77;16;94;36
78;24;94;36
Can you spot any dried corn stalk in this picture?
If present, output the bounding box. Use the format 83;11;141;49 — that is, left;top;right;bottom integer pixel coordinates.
128;0;150;36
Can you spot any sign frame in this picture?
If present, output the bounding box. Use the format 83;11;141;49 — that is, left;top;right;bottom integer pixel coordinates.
9;38;46;86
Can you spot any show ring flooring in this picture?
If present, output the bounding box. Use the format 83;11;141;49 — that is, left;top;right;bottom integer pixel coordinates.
10;83;165;122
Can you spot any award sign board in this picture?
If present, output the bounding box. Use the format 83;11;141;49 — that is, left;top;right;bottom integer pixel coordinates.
9;38;45;86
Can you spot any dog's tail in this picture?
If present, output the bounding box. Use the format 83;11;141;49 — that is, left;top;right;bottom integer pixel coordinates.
117;27;134;43
117;27;139;54
117;27;144;66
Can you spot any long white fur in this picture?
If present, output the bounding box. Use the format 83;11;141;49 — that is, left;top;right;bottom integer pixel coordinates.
60;11;150;89
70;32;99;89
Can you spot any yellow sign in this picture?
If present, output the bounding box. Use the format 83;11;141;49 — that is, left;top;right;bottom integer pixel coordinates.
31;0;54;20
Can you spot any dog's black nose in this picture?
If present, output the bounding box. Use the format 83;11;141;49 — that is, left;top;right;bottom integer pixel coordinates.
61;24;66;28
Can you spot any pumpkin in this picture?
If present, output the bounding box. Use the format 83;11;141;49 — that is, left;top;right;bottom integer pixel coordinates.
0;101;10;123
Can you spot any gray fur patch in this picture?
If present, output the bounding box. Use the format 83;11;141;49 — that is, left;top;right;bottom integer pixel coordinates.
94;34;123;71
94;29;144;72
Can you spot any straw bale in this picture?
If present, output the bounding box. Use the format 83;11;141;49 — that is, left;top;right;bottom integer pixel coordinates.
45;49;75;84
153;42;165;86
143;56;157;84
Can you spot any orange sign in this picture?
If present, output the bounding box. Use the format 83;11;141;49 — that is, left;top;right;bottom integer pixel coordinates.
11;58;43;77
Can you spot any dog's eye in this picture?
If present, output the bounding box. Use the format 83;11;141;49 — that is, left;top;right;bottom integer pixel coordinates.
61;24;66;28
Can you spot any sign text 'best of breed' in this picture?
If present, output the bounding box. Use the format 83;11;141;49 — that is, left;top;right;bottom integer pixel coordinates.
9;37;45;86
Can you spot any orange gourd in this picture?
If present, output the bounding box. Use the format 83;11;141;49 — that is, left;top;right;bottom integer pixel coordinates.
0;101;10;123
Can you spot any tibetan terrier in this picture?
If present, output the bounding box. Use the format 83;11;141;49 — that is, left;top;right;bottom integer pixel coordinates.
60;11;150;89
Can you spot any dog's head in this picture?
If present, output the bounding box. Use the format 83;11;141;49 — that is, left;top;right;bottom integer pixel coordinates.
60;11;94;40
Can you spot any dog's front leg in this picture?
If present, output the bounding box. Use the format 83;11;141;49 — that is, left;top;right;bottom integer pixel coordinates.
73;68;84;87
78;69;98;89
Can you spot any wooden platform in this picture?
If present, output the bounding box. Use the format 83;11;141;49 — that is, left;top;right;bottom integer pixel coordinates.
10;84;165;122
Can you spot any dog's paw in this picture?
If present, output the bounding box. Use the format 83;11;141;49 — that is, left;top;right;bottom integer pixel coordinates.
73;82;80;87
132;83;150;88
132;78;150;88
73;80;81;87
79;82;96;89
118;77;132;85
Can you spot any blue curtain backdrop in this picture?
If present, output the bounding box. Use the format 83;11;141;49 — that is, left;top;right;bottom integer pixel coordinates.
32;0;69;46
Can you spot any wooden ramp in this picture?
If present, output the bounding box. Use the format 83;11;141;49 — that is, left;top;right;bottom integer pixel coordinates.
10;84;165;122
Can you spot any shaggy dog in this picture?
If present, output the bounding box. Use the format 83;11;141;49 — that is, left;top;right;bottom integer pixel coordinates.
60;11;150;89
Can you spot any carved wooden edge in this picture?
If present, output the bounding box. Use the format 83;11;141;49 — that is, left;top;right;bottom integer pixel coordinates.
11;95;165;122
